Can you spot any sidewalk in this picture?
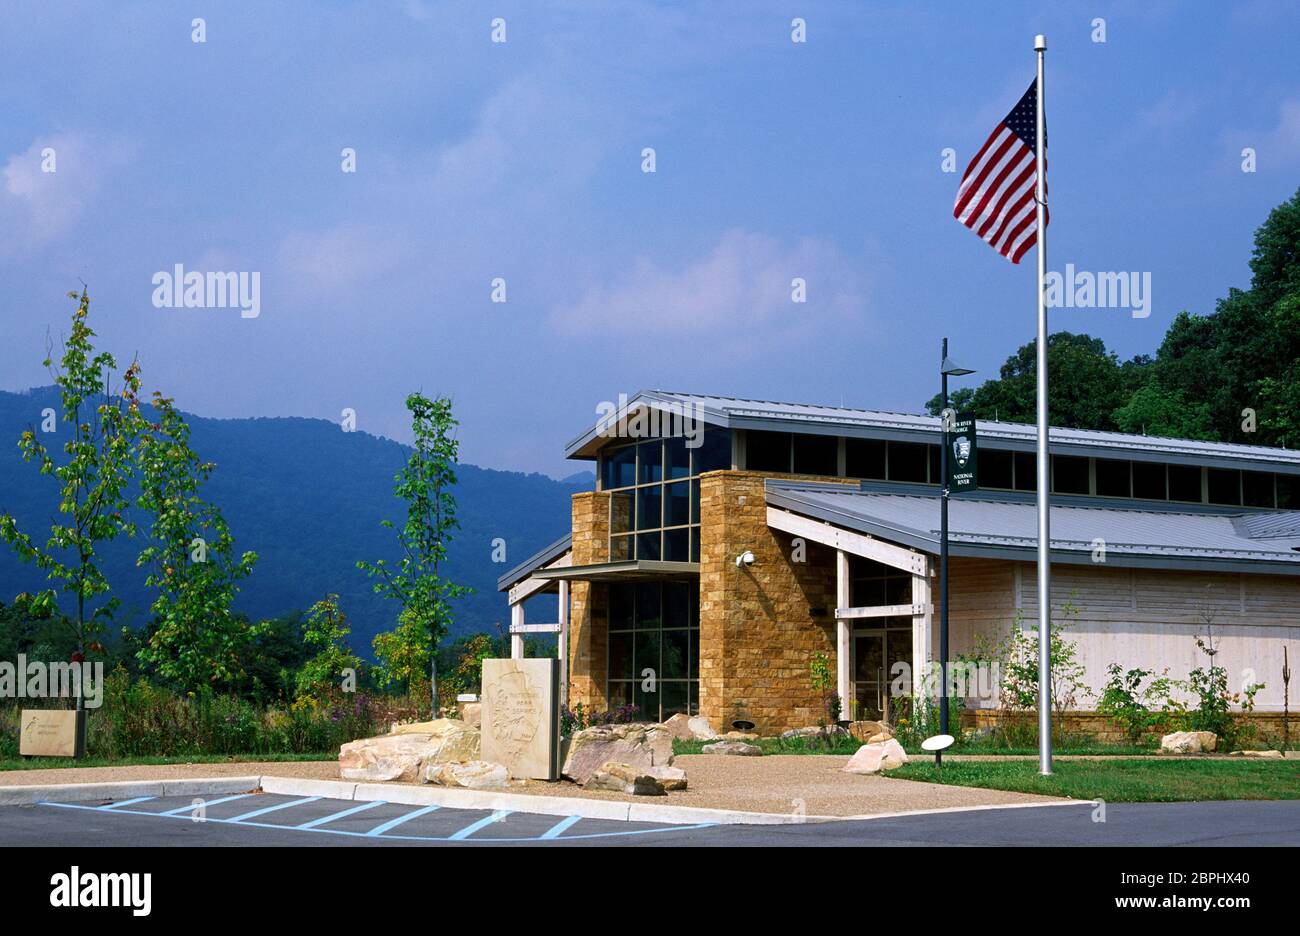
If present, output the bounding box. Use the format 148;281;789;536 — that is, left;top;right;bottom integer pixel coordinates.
0;754;1068;818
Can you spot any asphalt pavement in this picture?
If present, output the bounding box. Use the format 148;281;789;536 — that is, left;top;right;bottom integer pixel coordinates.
1;792;1298;846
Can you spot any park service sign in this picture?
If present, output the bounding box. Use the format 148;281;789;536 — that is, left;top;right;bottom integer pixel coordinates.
480;658;560;781
20;709;86;758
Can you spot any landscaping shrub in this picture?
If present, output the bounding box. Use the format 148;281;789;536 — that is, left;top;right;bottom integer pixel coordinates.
2;668;383;760
560;702;642;736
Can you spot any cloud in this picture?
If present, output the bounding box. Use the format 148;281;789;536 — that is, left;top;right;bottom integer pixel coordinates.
1138;91;1202;132
549;228;868;335
277;223;403;291
1256;99;1300;164
0;133;131;248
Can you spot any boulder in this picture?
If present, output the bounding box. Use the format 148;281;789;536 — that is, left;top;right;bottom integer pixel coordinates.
561;723;674;785
646;764;688;791
1231;749;1283;759
843;739;909;775
866;732;894;744
427;760;509;789
459;702;482;729
662;713;696;741
781;726;825;740
721;730;760;741
849;720;891;743
701;740;762;756
1160;731;1217;754
687;716;718;740
339;719;481;782
583;762;667;796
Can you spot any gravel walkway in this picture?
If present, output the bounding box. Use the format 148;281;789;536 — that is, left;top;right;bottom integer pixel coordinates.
0;754;1065;817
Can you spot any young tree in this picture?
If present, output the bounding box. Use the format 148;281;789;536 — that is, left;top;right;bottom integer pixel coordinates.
133;391;260;695
295;594;363;705
359;393;471;716
0;291;140;712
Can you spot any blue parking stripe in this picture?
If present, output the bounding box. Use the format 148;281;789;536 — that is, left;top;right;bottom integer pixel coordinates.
539;814;582;840
365;804;441;836
295;799;387;829
99;796;156;810
227;796;320;822
157;793;253;816
38;800;714;842
448;809;511;840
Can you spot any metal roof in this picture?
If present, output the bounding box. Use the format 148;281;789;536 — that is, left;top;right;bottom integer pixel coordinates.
765;479;1300;575
495;534;572;592
565;390;1300;473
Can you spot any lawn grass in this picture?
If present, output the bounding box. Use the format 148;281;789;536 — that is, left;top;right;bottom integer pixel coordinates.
890;758;1300;802
671;736;1155;757
0;751;336;772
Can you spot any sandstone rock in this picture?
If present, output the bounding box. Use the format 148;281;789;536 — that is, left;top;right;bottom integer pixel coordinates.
781;726;825;740
1232;749;1283;759
721;730;760;741
843;744;886;775
426;760;509;789
662;713;696;741
701;740;762;756
583;762;666;796
339;719;481;782
866;732;894;744
849;720;891;743
646;764;688;791
687;715;718;740
459;702;482;729
843;739;909;775
561;723;674;785
1160;731;1217;754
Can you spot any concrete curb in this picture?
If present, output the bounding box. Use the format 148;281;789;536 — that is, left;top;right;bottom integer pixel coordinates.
286;776;834;825
0;776;262;807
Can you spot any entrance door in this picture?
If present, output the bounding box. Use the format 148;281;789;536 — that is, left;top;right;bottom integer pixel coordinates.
852;632;886;720
851;619;912;722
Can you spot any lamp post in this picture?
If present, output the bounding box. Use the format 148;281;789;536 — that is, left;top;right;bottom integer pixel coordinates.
938;338;975;765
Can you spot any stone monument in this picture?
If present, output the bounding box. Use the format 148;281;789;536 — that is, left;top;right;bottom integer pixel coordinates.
480;658;559;780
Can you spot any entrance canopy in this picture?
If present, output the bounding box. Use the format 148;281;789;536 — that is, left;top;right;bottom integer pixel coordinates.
530;560;699;583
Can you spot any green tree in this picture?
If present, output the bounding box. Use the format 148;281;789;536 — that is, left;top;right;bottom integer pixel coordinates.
1112;383;1217;440
360;393;472;715
0;291;140;712
927;332;1145;430
295;594;363;705
132;391;260;695
1135;189;1300;446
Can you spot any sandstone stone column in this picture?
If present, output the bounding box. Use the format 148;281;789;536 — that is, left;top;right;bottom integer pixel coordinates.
698;471;839;735
567;491;610;711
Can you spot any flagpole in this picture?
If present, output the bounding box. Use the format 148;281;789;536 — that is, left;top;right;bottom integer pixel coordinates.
1034;33;1053;775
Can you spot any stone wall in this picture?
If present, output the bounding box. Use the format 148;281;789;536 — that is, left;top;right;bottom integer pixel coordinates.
698;471;846;735
566;491;610;712
962;709;1299;746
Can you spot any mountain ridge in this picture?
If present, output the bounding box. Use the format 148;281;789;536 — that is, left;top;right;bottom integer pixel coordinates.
0;386;583;655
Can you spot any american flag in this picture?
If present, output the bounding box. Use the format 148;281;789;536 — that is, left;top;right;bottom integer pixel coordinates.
953;79;1047;264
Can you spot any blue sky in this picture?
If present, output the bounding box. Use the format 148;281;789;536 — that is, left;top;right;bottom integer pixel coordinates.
2;1;1297;477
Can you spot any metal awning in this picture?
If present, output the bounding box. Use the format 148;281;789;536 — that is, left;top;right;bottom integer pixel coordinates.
530;559;700;583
